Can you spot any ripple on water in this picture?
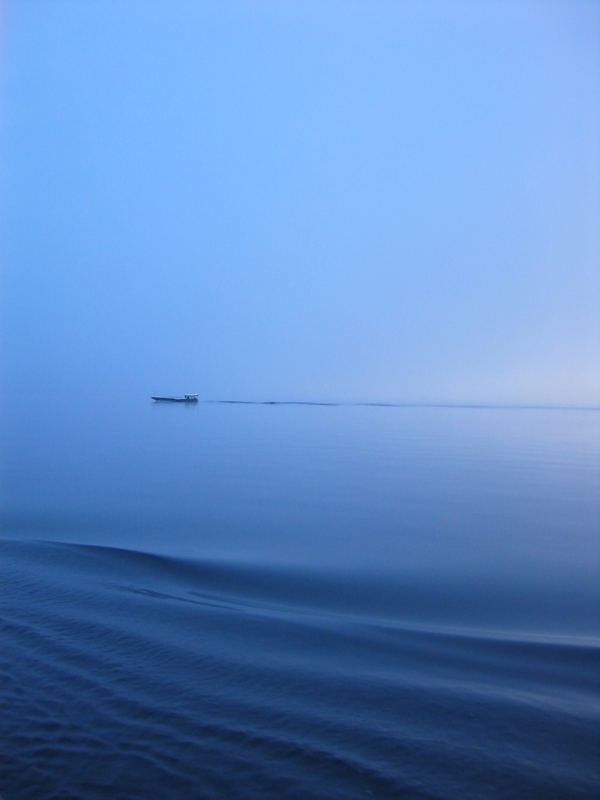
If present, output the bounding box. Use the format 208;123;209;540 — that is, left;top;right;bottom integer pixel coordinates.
1;539;599;799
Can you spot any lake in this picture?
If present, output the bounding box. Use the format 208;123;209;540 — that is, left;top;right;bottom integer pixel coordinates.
1;397;598;798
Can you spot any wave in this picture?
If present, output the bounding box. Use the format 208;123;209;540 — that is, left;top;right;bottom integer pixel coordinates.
1;538;599;799
197;400;600;410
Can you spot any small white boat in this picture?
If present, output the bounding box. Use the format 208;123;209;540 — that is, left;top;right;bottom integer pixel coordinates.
151;394;198;403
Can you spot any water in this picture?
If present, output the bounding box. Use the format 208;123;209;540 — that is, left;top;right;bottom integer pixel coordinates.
1;397;599;798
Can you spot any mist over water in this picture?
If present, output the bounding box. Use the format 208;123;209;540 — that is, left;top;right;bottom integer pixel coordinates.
1;397;599;798
2;1;600;796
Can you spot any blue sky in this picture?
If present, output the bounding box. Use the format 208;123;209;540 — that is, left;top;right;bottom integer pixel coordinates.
2;0;599;403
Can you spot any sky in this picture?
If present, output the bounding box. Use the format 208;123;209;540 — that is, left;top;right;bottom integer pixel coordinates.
1;0;599;404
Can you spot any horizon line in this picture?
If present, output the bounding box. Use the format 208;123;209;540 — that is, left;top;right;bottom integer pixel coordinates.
194;400;600;411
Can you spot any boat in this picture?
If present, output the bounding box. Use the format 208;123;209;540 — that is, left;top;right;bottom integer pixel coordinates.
151;394;199;403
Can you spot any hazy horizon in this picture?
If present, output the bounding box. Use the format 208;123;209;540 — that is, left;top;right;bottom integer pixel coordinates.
2;1;599;405
2;6;600;797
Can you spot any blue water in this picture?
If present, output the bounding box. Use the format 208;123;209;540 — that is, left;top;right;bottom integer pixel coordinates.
1;398;599;798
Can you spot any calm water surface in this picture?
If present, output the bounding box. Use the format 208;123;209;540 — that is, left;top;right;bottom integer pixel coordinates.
1;398;599;798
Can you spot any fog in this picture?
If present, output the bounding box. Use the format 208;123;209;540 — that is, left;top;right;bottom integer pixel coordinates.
2;1;599;406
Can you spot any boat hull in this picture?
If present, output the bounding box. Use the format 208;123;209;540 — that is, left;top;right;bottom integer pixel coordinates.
151;396;198;403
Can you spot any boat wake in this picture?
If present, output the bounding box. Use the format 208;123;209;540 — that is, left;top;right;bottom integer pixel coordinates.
1;538;599;799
